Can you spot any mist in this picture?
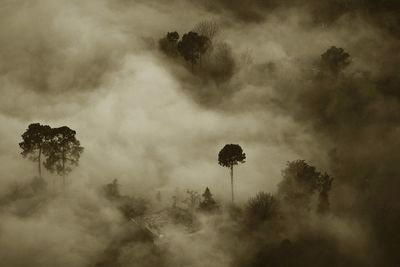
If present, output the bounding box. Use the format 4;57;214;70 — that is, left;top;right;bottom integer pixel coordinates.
1;0;399;266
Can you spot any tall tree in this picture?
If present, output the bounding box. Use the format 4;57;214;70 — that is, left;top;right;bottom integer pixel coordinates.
177;31;210;71
159;31;180;57
320;46;350;77
44;126;83;189
218;144;246;203
19;123;52;178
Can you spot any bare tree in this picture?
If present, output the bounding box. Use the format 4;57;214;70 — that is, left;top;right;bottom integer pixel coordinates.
193;20;219;40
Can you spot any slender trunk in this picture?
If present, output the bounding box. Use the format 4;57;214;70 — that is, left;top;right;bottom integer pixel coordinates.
38;145;42;178
230;165;234;203
62;147;66;191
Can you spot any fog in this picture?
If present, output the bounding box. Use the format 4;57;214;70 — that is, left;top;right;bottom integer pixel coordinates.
0;0;399;266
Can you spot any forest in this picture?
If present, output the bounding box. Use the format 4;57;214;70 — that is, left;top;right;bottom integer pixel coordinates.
0;1;399;267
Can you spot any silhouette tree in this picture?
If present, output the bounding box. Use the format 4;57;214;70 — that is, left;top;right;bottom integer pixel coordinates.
44;126;83;189
183;189;201;212
218;144;246;202
278;160;334;212
193;20;219;40
321;46;350;77
177;31;210;71
245;192;278;227
199;187;219;213
159;31;180;57
19;123;52;178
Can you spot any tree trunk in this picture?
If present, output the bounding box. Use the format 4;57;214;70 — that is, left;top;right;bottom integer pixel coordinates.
62;148;66;191
231;165;234;203
38;145;42;178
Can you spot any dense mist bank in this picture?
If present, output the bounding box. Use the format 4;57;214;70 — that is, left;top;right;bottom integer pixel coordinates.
0;0;399;266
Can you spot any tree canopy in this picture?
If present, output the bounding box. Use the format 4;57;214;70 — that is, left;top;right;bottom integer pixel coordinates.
218;144;246;167
19;123;52;177
278;160;334;212
159;31;180;57
177;31;210;69
43;126;83;186
321;46;350;76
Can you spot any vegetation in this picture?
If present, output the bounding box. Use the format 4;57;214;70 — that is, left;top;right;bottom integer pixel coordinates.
278;160;334;213
218;144;246;202
19;123;52;178
198;187;219;213
19;123;83;190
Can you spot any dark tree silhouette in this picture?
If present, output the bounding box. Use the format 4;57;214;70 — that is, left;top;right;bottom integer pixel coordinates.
278;160;334;212
321;46;350;76
218;144;246;202
193;20;219;40
159;31;180;57
177;31;210;71
44;126;83;189
19;123;52;178
199;187;219;213
245;192;278;227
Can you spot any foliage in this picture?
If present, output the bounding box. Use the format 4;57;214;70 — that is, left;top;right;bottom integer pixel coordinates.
193;20;219;40
198;187;219;213
159;31;180;57
218;144;246;167
245;192;278;227
207;42;236;84
103;179;121;200
177;31;210;69
182;189;201;212
278;160;334;212
119;196;147;219
19;123;52;177
102;179;147;220
320;46;350;76
43;126;83;179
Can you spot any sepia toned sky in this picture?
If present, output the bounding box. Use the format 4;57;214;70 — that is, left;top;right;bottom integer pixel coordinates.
1;1;400;267
0;0;332;201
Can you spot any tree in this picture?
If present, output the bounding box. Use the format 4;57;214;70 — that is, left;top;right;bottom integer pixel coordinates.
218;144;246;203
199;187;219;213
182;189;201;212
320;46;350;77
193;20;219;40
278;160;334;212
245;192;278;227
19;123;52;178
177;31;210;71
44;126;83;189
159;31;180;57
103;179;121;200
208;42;236;84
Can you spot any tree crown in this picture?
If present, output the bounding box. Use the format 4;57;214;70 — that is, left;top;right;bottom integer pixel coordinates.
218;144;246;167
19;123;52;159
